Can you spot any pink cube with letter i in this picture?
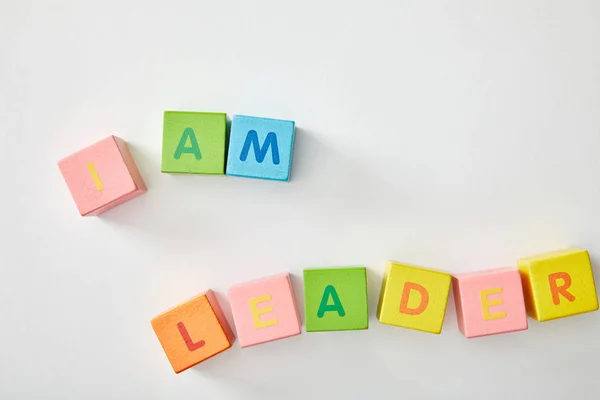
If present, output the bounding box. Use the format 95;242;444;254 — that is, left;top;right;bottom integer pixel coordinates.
58;136;147;216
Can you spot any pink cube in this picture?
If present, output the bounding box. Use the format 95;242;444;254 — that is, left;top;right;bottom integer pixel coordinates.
453;268;528;338
58;136;147;216
228;273;301;348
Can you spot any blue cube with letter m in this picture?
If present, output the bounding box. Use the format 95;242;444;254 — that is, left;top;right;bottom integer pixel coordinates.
226;115;296;181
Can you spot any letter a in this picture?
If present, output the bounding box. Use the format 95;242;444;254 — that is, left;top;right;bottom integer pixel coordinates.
239;130;280;165
317;285;346;318
174;127;201;160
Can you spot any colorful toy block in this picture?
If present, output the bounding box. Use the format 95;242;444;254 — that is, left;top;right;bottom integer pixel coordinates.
452;268;528;338
518;248;598;322
225;115;295;181
304;267;368;332
228;273;301;347
161;111;228;174
58;135;147;216
377;261;451;334
151;290;234;373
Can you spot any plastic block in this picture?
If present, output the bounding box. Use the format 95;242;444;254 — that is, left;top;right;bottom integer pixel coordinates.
228;273;301;347
58;135;147;216
151;290;234;373
161;111;227;174
453;268;528;338
304;267;368;332
518;248;598;321
377;261;451;334
225;115;295;181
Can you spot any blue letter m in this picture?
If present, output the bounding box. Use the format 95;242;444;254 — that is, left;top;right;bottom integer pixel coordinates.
239;130;280;165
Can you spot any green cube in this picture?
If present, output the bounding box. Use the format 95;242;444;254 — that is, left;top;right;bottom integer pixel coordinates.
303;267;369;332
161;111;228;174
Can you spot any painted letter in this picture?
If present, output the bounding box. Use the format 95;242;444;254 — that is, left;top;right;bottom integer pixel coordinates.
481;288;507;320
239;130;280;164
174;127;201;160
87;162;103;191
399;282;429;315
549;272;576;305
177;322;205;351
249;294;278;329
317;285;346;318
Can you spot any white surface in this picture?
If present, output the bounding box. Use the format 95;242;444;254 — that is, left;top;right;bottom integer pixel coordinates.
2;1;600;399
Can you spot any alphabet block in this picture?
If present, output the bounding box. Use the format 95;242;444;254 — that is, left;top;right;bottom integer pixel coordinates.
225;115;295;181
304;267;368;332
58;136;147;216
161;111;228;174
452;268;528;338
228;273;301;347
151;290;234;373
518;248;598;321
377;261;451;334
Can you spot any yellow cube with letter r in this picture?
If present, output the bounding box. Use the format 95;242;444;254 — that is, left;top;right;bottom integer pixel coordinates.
377;261;451;334
518;248;598;322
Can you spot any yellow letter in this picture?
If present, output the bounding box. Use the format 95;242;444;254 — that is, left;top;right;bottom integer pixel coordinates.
249;295;278;329
87;162;104;191
480;288;507;320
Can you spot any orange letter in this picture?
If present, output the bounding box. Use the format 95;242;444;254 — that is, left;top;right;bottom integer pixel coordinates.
549;272;576;305
399;282;429;315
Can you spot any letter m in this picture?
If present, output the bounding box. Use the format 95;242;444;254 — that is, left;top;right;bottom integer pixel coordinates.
239;130;280;165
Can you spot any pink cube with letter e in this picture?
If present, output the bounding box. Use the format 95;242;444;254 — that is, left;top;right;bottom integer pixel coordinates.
58;136;147;216
453;268;528;338
228;273;301;348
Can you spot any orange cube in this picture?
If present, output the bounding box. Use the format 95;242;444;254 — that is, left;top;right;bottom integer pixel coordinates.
151;290;234;373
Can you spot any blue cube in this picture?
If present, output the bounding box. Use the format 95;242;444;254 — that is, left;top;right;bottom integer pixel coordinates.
226;115;296;181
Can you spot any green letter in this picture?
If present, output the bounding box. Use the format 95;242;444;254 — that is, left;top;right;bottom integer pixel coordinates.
174;127;201;160
317;285;346;318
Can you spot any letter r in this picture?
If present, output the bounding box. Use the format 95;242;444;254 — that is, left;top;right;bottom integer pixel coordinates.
549;272;576;305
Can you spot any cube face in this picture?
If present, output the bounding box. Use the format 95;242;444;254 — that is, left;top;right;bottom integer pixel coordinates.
151;290;234;374
58;136;147;216
225;115;295;181
377;262;451;334
453;268;528;338
161;111;227;174
228;273;301;347
518;249;598;322
304;267;368;332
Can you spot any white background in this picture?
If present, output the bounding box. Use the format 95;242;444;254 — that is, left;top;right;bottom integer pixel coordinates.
2;1;600;399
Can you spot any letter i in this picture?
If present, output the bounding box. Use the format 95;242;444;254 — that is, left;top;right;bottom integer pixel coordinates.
87;162;103;191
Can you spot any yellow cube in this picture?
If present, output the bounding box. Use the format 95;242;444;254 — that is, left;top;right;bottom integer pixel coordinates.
518;248;598;322
377;261;451;334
